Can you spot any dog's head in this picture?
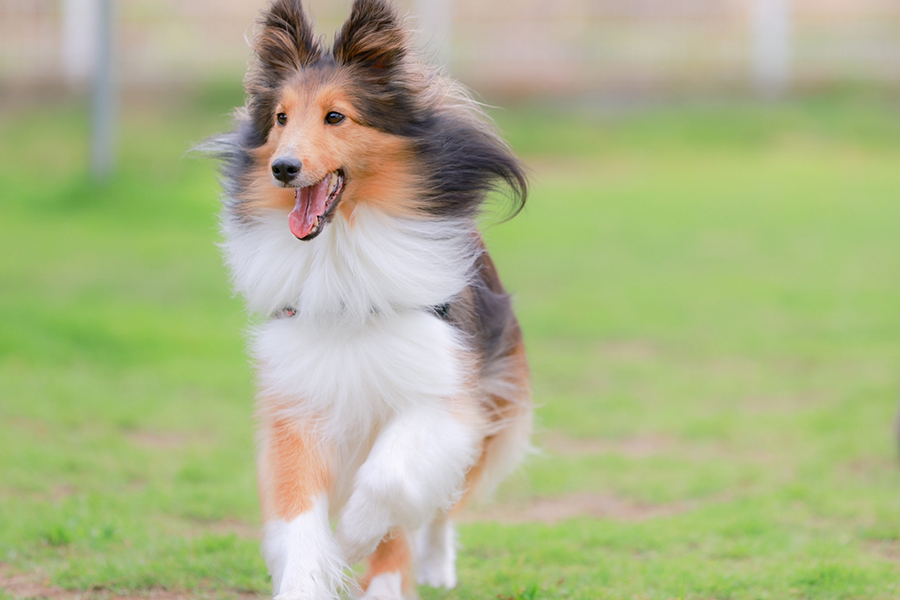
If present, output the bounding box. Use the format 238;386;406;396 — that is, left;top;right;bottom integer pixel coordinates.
233;0;526;240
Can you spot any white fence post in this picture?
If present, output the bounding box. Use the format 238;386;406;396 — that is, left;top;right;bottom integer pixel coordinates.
752;0;791;98
414;0;452;69
90;0;115;179
61;0;100;85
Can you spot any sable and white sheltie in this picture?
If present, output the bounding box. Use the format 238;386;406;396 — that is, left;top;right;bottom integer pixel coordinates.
208;0;531;597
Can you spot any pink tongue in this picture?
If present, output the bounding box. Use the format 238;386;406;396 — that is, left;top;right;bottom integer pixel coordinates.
288;178;329;239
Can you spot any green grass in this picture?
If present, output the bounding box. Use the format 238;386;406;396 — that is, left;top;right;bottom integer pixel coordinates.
2;91;900;599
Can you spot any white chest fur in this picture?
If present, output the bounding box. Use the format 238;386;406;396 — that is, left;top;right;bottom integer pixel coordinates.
253;309;469;435
221;204;478;323
222;205;478;433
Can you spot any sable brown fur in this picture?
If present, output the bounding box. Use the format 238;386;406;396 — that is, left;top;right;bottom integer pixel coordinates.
206;0;532;595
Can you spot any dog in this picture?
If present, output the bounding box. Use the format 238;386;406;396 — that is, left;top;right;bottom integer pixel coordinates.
208;0;531;597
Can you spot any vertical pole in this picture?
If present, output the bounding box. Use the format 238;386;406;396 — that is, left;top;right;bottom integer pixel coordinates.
62;0;100;86
91;0;115;179
414;0;452;68
752;0;791;99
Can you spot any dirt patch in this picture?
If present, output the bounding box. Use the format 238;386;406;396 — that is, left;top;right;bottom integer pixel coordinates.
0;566;264;600
538;430;782;465
867;540;900;563
0;567;67;600
4;416;51;438
738;392;827;415
204;518;260;540
461;492;695;524
595;339;659;362
125;430;193;450
50;485;75;502
540;431;674;458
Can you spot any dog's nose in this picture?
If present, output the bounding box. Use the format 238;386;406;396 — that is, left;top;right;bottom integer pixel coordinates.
271;157;302;184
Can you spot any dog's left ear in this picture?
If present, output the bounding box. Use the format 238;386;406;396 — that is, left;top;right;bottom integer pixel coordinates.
333;0;407;71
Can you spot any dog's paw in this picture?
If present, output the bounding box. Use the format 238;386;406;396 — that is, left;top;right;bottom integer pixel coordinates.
360;572;407;600
273;593;315;600
416;557;457;590
337;528;382;568
336;492;391;565
273;581;342;600
415;519;457;589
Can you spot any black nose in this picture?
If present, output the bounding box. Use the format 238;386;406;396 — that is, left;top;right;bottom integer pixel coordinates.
271;157;302;184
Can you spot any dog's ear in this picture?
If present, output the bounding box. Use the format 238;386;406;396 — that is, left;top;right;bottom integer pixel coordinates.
333;0;407;71
243;0;321;145
255;0;321;74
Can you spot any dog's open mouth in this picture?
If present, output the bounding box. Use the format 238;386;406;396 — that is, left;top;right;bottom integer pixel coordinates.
288;170;345;241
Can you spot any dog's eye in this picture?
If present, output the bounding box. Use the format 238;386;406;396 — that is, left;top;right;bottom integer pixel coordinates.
325;111;345;125
276;113;288;126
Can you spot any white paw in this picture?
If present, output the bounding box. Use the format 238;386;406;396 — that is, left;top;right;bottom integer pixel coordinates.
337;528;382;568
415;518;457;589
416;558;457;590
272;574;342;600
336;491;392;565
274;594;313;600
361;572;405;600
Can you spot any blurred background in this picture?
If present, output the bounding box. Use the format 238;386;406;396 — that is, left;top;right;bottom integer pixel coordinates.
2;1;900;598
5;0;900;97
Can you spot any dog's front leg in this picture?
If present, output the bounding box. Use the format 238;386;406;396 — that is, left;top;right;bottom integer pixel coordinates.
335;403;482;567
258;412;345;600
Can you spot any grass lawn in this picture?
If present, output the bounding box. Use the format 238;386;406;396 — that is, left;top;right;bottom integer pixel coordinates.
2;90;900;599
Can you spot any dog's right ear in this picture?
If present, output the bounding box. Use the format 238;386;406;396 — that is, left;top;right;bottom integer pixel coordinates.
254;0;321;75
244;0;321;144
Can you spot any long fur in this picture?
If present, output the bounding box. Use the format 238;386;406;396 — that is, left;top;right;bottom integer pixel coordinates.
207;1;532;598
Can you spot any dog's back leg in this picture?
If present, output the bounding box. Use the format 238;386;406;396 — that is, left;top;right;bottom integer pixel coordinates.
414;512;457;590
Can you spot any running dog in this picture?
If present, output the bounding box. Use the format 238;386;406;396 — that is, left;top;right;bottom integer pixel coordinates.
208;0;531;597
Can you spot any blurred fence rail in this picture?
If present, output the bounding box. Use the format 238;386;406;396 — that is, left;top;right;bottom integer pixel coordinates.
2;0;900;98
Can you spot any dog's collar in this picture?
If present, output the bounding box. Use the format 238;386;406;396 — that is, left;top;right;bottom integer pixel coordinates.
273;302;452;320
274;306;298;318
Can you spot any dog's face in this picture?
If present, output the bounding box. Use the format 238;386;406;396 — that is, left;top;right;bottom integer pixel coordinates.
268;79;353;192
227;0;526;237
265;75;355;241
242;0;426;240
263;71;421;239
